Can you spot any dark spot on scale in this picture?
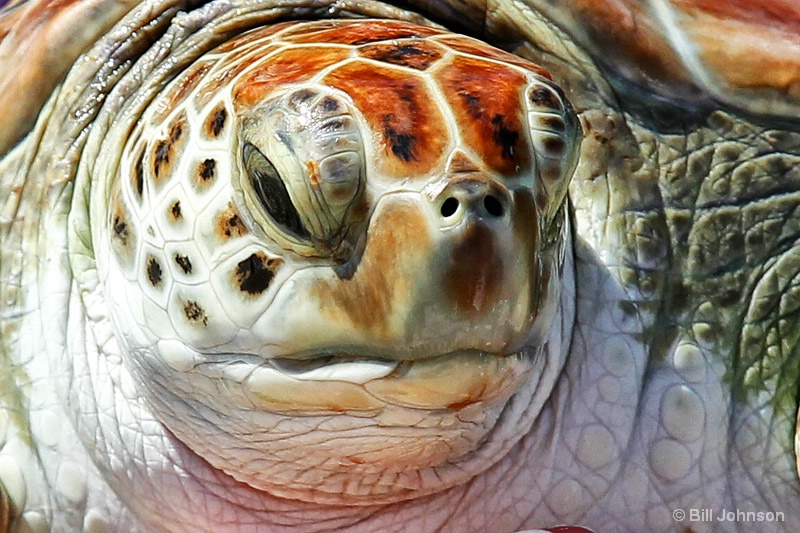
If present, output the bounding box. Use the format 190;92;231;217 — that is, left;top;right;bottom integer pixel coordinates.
153;122;184;179
539;115;566;132
223;213;244;237
223;214;244;237
386;127;416;161
113;215;129;245
383;116;417;162
217;202;249;240
170;200;182;220
358;42;443;70
460;91;483;119
234;253;280;295
154;140;169;177
529;86;559;109
318;96;340;113
110;199;136;266
171;122;183;141
146;257;163;287
199;159;216;183
543;136;565;155
491;114;519;160
397;83;416;107
174;254;193;274
393;43;431;59
205;105;227;138
134;149;145;199
288;89;318;110
183;300;208;326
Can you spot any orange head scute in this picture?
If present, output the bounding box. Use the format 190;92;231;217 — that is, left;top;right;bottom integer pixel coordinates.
224;20;557;184
437;54;532;176
324;61;449;178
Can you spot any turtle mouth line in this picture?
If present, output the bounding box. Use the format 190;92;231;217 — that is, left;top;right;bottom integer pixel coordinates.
267;349;524;384
203;349;536;413
269;355;401;384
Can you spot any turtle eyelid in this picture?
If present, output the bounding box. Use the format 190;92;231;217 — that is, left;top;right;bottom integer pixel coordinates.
242;142;311;240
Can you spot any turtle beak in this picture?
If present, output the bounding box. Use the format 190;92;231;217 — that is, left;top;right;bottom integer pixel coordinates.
404;172;541;354
264;170;543;358
425;173;515;315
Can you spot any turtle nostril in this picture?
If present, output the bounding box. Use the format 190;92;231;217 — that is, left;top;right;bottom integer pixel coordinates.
440;197;459;217
483;194;504;217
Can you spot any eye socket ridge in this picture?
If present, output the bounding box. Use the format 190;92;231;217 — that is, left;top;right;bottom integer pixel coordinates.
242;141;311;240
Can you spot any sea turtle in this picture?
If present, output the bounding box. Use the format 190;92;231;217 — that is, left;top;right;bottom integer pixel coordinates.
1;0;799;532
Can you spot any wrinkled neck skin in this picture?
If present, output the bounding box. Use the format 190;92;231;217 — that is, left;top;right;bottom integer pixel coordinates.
57;232;576;532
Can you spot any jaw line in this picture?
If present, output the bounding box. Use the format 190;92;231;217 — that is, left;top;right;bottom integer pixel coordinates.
267;348;530;383
192;348;536;414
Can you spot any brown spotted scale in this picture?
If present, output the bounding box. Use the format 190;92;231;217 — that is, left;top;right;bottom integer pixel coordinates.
107;18;577;348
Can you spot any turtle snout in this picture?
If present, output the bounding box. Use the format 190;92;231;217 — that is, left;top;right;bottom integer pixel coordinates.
432;176;511;228
419;175;531;329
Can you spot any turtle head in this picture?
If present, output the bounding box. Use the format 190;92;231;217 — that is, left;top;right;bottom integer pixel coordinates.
230;73;579;363
96;20;580;505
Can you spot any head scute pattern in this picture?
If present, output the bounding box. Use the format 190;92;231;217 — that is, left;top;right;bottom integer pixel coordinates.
92;18;580;505
101;16;580;364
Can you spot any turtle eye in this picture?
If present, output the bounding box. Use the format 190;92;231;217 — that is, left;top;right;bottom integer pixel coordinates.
242;142;310;240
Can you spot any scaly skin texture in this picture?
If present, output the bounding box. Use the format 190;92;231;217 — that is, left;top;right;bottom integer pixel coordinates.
2;0;800;532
